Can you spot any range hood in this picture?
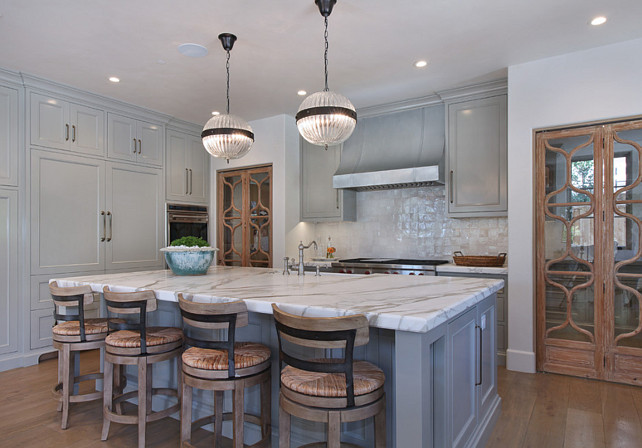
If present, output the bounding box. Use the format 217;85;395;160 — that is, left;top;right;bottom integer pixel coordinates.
333;104;445;190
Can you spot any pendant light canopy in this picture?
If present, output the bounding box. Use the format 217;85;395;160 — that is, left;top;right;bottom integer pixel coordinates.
296;0;356;149
202;33;254;162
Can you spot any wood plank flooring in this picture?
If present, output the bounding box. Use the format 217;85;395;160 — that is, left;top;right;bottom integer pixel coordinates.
2;351;642;447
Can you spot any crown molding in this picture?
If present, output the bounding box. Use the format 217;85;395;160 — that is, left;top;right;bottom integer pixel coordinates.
437;78;507;102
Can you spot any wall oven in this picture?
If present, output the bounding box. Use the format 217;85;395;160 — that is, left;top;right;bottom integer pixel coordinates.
167;204;209;244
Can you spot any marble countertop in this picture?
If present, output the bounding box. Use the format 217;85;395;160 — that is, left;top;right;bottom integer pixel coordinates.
54;266;503;334
436;263;508;275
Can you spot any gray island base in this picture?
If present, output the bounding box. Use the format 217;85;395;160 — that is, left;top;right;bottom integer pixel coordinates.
55;266;503;447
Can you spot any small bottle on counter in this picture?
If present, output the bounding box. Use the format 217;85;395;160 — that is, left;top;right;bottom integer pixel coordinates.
326;236;336;259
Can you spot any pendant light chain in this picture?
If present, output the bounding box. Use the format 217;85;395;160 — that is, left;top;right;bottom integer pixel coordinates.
225;50;231;114
324;16;329;92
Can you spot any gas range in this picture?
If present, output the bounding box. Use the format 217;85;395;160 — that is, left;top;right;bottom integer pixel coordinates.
330;258;449;276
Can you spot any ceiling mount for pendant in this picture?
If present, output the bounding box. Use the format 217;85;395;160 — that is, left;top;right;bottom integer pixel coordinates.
201;32;254;163
296;0;356;149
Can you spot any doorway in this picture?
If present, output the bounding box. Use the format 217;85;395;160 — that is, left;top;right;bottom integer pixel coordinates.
536;118;642;385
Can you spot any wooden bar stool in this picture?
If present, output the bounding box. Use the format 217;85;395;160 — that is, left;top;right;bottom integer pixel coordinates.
178;293;271;448
101;287;184;448
50;281;110;429
272;304;386;448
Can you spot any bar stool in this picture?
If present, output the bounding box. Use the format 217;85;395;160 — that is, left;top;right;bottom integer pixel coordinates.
178;293;271;448
50;281;110;429
272;304;386;448
101;287;184;448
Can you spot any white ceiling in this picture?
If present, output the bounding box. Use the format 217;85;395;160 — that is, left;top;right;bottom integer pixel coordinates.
1;0;641;125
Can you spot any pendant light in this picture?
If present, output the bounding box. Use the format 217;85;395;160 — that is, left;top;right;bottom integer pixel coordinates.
202;33;254;163
296;0;356;149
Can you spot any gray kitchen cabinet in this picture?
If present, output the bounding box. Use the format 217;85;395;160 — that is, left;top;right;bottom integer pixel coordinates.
107;113;163;167
446;94;507;217
447;293;497;448
300;138;356;222
105;162;164;271
438;271;508;365
0;85;19;186
0;189;18;355
30;92;105;156
166;129;209;204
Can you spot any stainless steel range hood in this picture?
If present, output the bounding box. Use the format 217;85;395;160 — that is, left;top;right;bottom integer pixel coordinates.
333;104;445;190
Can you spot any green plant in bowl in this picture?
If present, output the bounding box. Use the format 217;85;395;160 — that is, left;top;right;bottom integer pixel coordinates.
161;236;218;275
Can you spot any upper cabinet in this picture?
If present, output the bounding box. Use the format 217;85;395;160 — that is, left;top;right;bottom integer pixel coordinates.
0;85;18;186
30;92;104;156
166;129;209;204
446;94;507;217
107;113;163;167
300;138;356;222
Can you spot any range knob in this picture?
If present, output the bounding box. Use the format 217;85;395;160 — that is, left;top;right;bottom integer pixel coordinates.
364;270;371;275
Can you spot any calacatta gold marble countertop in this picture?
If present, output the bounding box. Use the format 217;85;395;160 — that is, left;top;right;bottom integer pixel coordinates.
54;266;503;334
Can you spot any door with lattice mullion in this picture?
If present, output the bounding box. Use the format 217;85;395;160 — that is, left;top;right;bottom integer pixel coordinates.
536;126;606;379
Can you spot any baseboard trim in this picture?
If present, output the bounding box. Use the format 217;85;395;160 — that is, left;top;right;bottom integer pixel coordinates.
506;348;536;373
0;348;57;372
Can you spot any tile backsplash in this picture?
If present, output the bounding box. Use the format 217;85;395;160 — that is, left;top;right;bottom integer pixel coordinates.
305;186;508;260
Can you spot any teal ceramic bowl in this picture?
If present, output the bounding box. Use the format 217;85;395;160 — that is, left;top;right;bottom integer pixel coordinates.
161;248;217;275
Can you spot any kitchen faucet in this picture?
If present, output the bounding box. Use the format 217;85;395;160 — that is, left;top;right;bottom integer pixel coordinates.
297;241;317;275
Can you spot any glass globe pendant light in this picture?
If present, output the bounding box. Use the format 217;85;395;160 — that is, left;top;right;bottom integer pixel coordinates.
296;0;356;149
202;33;254;163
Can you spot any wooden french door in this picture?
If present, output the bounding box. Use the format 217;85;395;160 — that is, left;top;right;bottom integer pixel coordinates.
217;165;272;268
536;119;642;385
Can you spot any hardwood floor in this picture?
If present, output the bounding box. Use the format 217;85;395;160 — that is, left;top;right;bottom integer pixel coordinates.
3;352;642;447
487;366;642;448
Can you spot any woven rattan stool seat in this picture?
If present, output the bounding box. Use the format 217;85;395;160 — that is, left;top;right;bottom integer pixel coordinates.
182;342;270;371
105;327;183;348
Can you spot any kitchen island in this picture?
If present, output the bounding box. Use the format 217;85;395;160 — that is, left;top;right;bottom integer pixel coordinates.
55;266;503;448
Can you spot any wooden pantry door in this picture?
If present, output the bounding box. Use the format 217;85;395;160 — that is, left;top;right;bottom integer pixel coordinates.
217;165;272;268
536;119;642;385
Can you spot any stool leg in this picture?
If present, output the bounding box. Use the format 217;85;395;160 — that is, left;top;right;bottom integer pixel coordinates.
101;358;114;441
278;400;290;448
180;381;192;445
114;364;124;415
146;362;153;415
214;390;223;446
374;396;386;448
233;382;244;448
328;411;341;448
260;372;271;440
61;344;72;429
56;349;63;412
138;358;147;448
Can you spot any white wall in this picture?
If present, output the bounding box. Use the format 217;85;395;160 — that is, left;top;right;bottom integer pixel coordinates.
209;114;300;265
507;37;642;373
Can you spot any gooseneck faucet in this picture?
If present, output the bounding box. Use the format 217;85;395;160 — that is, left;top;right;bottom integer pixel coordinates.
297;241;317;275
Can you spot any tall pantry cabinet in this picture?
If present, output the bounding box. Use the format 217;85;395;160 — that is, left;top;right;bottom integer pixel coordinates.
25;75;166;351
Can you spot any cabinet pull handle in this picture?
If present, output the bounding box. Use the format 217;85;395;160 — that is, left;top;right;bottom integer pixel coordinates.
132;138;137;154
138;139;142;154
185;168;189;195
336;189;339;209
65;124;70;141
100;211;106;242
449;170;454;204
106;211;113;242
72;125;76;142
189;168;193;195
475;324;482;386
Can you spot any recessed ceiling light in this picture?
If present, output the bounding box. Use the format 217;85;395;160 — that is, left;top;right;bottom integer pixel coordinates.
212;111;220;116
414;60;428;68
178;43;208;58
591;16;607;26
297;90;307;96
109;77;120;83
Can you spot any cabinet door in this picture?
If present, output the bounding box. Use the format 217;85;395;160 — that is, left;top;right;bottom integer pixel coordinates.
447;95;507;216
166;130;189;200
477;295;497;422
70;103;104;156
0;189;18;355
448;307;477;448
107;113;137;162
105;163;164;271
0;85;18;186
30;92;70;150
30;151;106;275
137;120;163;166
187;135;209;203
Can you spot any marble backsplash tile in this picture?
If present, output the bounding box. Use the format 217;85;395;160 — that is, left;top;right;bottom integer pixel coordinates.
308;186;508;260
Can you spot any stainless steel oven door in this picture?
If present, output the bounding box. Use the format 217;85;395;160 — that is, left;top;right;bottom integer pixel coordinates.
167;204;209;244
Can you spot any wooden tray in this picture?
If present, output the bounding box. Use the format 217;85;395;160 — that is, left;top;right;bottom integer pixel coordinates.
452;251;506;267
